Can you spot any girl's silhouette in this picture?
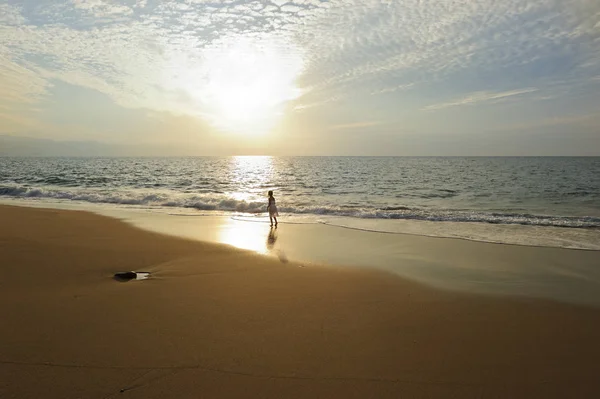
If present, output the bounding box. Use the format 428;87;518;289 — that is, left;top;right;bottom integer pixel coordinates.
267;190;278;227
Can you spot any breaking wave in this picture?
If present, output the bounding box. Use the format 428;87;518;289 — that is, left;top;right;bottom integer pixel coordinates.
1;184;599;229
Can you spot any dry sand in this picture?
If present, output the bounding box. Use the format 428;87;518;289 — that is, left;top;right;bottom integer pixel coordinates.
1;204;599;398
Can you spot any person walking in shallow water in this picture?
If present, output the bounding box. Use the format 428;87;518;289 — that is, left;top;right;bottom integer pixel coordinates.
267;190;278;227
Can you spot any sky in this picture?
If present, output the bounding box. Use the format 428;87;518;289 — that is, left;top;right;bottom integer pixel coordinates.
1;0;599;155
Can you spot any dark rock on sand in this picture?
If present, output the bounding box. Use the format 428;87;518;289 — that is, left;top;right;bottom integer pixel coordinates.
114;271;150;281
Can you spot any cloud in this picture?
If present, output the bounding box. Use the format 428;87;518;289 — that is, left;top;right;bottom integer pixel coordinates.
0;4;27;25
0;57;51;105
70;0;133;17
371;83;415;96
293;0;600;105
328;121;382;131
4;1;598;104
1;0;599;149
422;88;539;111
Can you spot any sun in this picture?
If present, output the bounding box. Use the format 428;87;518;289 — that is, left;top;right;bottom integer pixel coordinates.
199;38;303;135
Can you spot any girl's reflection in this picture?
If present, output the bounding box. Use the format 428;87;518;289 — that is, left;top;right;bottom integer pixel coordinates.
267;226;277;250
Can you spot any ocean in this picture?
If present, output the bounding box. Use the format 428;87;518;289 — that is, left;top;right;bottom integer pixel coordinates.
1;156;599;250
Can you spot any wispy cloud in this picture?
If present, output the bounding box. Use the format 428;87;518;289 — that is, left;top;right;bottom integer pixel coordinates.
371;83;415;96
328;121;382;131
422;88;539;111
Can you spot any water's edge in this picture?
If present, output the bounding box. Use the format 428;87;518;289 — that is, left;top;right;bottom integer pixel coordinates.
2;197;599;251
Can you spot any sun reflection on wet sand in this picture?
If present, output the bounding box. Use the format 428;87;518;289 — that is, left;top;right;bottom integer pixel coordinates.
217;218;271;254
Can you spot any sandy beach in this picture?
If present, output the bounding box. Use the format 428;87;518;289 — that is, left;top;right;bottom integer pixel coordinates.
1;204;600;398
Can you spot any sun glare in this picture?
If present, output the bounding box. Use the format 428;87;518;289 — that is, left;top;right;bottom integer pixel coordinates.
200;38;303;135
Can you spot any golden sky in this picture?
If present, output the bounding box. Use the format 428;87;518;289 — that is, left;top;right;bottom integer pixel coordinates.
1;0;599;155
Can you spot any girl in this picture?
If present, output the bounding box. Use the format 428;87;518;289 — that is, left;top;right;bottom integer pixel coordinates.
267;190;279;227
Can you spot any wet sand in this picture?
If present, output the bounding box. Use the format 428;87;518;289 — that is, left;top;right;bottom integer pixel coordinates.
1;204;600;398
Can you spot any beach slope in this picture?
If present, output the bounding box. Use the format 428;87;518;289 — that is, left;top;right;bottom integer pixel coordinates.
1;205;599;398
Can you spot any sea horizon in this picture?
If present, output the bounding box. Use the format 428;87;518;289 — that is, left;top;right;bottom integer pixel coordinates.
2;154;600;158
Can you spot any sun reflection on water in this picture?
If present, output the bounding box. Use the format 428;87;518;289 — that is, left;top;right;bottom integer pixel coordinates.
217;156;277;253
227;156;275;204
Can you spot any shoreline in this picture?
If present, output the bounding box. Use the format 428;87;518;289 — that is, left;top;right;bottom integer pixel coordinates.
1;196;599;251
1;204;600;398
240;215;600;253
3;200;600;306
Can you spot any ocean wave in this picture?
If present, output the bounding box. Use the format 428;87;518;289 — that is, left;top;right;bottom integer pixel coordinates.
380;206;413;211
395;191;458;199
276;206;599;228
1;184;599;229
0;184;267;213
